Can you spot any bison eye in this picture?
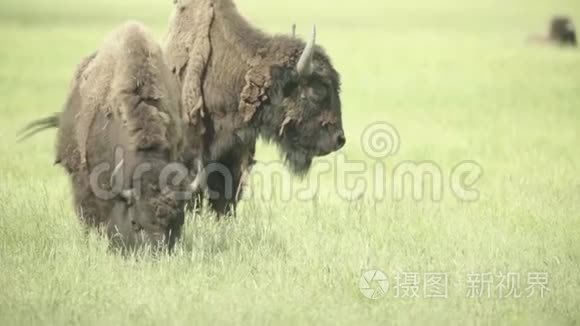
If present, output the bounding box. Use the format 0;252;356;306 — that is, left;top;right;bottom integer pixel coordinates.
309;81;327;102
131;220;143;232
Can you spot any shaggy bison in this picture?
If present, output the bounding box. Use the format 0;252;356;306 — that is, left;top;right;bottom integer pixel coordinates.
22;22;196;250
549;16;577;46
164;0;346;215
528;16;577;47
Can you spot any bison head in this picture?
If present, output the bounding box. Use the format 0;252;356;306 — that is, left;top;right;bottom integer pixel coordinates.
109;188;184;250
261;26;345;175
106;159;193;251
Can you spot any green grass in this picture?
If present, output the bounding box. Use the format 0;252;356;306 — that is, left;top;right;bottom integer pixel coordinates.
1;0;580;324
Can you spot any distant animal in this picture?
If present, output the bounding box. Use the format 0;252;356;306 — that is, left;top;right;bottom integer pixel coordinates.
528;16;577;47
549;16;577;46
21;21;198;250
164;0;346;215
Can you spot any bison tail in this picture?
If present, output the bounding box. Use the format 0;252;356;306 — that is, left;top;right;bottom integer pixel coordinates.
18;114;60;142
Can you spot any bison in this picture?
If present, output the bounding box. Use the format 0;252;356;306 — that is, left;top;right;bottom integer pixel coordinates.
549;16;577;46
528;16;577;47
164;0;346;215
22;21;197;250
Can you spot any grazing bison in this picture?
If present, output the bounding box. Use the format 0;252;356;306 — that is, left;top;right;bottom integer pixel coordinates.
549;16;577;46
528;16;577;47
164;0;346;215
22;22;195;250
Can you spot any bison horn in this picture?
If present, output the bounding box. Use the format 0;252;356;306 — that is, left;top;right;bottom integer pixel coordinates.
110;159;125;186
296;25;316;76
292;23;296;38
188;160;206;193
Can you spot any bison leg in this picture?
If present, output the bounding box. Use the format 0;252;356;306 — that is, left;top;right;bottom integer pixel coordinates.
205;151;253;218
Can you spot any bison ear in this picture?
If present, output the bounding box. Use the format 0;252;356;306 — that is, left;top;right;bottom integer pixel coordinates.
119;189;135;205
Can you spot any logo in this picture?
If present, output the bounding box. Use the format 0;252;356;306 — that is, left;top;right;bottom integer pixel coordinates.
359;270;389;299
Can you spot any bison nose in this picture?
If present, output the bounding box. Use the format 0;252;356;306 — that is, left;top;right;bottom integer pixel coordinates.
335;132;346;150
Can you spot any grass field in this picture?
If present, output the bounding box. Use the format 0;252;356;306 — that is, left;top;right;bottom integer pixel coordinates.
1;0;580;324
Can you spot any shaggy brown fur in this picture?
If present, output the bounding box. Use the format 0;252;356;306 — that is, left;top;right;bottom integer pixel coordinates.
165;0;346;215
25;22;191;249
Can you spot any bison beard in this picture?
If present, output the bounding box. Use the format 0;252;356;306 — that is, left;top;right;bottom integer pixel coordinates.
165;0;346;215
284;150;314;176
